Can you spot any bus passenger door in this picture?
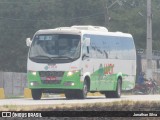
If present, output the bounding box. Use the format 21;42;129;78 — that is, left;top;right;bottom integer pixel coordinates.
81;43;96;91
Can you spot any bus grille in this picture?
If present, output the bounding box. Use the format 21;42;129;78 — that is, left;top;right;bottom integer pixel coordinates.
42;80;61;84
39;71;64;77
39;71;64;84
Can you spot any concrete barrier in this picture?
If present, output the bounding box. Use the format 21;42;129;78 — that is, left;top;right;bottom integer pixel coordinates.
24;88;32;98
24;88;48;99
0;72;27;98
0;88;5;99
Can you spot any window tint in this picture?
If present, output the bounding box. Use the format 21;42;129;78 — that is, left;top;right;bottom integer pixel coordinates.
83;34;136;60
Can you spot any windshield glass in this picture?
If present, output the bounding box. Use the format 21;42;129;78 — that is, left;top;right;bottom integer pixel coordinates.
29;34;81;63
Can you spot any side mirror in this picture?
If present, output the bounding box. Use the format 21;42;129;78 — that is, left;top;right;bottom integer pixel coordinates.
82;54;89;60
26;38;32;47
84;38;90;47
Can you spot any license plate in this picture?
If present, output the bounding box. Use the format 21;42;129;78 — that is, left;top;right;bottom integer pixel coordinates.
46;76;57;81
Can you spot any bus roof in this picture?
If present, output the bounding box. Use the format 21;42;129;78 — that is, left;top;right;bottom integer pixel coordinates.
35;25;132;38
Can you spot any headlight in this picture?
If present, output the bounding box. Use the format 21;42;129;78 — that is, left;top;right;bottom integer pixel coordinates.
67;71;73;76
64;82;75;86
71;83;75;86
32;71;37;76
28;71;37;76
30;81;39;86
30;82;34;86
67;71;79;76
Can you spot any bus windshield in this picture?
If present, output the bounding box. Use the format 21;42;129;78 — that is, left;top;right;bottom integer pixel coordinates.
29;34;81;62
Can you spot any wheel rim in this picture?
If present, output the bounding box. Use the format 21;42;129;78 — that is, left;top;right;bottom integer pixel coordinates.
83;84;88;96
118;80;121;96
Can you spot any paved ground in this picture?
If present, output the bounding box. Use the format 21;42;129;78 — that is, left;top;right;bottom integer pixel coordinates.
0;95;160;106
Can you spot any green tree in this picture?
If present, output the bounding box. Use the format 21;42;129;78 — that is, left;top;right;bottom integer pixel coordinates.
0;0;160;72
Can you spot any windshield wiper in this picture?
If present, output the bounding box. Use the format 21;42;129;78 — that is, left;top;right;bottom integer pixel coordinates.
30;55;52;60
30;55;73;60
58;55;73;60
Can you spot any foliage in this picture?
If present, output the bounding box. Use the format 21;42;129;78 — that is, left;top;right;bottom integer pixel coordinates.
0;0;160;72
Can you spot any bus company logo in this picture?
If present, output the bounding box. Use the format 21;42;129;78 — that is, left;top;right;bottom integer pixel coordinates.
1;112;42;118
2;112;11;117
104;64;114;75
44;64;57;70
44;66;49;70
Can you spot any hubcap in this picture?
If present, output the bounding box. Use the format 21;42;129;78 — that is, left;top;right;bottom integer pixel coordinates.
118;81;121;96
83;84;88;96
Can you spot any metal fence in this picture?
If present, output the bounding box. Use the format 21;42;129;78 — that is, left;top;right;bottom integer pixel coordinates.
0;72;27;97
137;49;160;60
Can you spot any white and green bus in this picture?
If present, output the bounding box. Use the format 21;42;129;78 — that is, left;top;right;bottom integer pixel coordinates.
26;25;136;100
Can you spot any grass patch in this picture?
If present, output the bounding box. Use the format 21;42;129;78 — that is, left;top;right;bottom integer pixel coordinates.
1;100;160;111
5;96;24;99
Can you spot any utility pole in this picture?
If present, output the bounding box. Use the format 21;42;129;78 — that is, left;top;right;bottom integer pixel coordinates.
146;0;152;79
104;0;109;27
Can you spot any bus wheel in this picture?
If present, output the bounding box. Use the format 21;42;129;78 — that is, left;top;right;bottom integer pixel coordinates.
105;79;121;98
31;89;42;100
77;80;88;99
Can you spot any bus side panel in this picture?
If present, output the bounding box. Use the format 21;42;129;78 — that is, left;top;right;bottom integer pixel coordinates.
88;59;136;91
83;34;136;92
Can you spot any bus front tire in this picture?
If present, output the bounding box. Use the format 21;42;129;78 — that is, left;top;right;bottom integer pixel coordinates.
77;80;88;99
105;79;121;98
65;80;88;99
31;89;42;100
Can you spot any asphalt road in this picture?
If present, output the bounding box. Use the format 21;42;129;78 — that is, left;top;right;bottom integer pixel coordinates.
0;95;160;106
